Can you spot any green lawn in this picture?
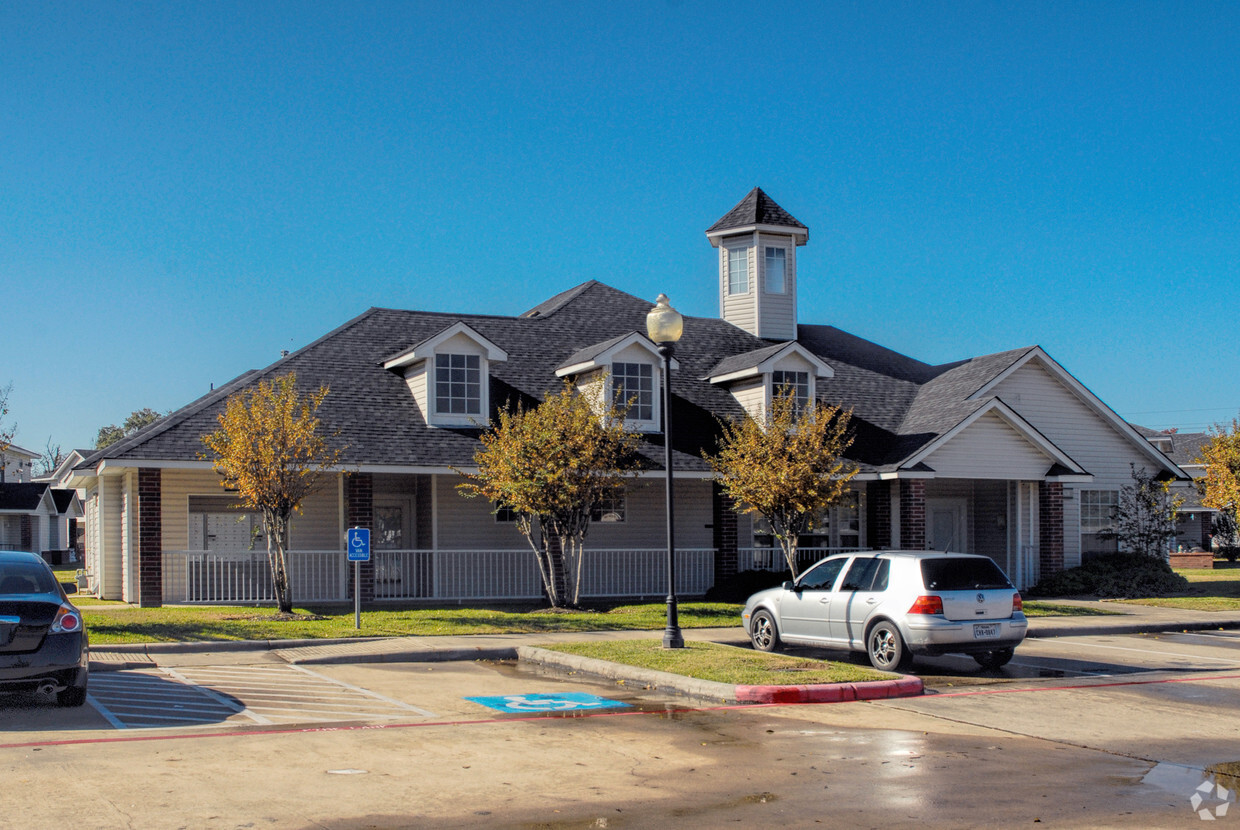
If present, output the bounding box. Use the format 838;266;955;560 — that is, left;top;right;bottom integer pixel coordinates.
81;602;744;645
539;639;889;685
1121;561;1240;612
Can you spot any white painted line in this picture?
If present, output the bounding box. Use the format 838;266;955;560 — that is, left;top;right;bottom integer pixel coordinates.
86;694;127;729
1046;639;1240;665
161;667;273;725
1006;660;1095;676
286;665;436;717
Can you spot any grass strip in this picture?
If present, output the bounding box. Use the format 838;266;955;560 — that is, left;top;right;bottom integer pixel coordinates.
82;602;744;645
1021;601;1121;617
538;639;890;686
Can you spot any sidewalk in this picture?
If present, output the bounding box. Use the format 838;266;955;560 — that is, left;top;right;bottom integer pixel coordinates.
89;598;1240;670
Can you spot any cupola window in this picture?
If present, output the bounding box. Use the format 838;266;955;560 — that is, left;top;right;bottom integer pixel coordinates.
765;247;786;294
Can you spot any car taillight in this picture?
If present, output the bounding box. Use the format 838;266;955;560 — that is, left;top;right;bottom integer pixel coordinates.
1012;592;1023;613
51;604;81;634
908;595;944;615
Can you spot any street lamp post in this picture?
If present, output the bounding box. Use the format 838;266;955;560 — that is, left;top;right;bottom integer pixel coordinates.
647;293;685;649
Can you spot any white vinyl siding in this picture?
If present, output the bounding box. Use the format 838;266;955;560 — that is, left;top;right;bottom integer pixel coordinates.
755;233;797;340
729;378;766;419
921;412;1057;480
721;243;757;334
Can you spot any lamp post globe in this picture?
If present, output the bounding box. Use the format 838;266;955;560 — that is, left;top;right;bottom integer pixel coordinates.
646;294;685;649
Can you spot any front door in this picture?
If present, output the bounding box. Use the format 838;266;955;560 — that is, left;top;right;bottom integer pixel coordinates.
927;498;967;552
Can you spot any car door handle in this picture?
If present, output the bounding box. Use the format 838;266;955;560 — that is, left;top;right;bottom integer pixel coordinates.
819;597;830;604
866;597;879;605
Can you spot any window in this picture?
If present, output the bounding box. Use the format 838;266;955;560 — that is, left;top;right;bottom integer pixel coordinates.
435;354;481;416
771;370;810;416
1080;490;1119;557
494;503;518;523
765;247;786;294
590;489;626;523
797;557;846;590
728;246;749;295
840;557;881;592
612;362;654;423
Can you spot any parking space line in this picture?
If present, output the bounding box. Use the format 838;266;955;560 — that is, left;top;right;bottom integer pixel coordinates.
1046;640;1240;664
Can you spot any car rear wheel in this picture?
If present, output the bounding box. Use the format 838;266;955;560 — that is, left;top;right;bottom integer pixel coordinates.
57;680;87;708
867;621;912;672
972;648;1015;670
750;610;781;652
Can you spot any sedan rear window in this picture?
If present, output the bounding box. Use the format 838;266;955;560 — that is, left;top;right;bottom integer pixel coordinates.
0;562;58;595
920;557;1012;591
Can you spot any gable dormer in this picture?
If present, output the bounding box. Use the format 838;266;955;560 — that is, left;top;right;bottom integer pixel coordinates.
706;188;808;341
382;321;508;427
555;332;678;432
706;342;832;420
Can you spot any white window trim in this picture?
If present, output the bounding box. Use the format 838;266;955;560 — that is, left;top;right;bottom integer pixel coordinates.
431;352;488;426
726;243;750;295
764;245;787;294
610;361;659;432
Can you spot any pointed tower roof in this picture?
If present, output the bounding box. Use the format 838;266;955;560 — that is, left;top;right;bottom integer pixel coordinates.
706;187;808;245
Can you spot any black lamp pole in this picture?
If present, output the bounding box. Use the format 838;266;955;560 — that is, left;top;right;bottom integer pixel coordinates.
659;341;684;649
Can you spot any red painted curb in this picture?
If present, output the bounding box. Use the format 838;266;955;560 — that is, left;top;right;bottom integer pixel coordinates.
733;675;923;704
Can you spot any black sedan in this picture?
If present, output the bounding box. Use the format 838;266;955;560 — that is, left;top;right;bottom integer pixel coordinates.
0;551;88;706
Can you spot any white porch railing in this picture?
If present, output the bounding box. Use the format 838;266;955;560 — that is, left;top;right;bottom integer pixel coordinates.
738;547;869;574
161;548;716;605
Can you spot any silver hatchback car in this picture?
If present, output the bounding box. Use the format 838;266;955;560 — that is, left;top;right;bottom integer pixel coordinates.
742;550;1027;672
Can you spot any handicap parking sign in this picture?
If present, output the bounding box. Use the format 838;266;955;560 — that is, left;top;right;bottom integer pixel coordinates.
466;693;629;713
346;527;370;562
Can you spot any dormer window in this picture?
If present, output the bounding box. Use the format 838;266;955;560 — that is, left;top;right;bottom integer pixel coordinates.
764;247;786;294
381;321;508;428
613;362;654;423
435;354;482;415
771;369;809;415
727;245;749;295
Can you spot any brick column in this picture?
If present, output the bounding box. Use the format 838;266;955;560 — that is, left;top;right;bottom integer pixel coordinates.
1039;481;1064;576
899;479;926;551
867;481;892;549
20;515;32;551
137;468;163;608
712;482;738;581
346;473;375;602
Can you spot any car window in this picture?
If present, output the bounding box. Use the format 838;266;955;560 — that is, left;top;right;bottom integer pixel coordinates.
870;559;890;592
797;558;846;591
0;562;58;595
839;557;880;592
920;557;1012;591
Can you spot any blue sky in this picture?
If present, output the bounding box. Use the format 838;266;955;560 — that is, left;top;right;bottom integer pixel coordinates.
4;1;1239;455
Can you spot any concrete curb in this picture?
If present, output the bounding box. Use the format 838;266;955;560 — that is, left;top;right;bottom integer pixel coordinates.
516;645;923;705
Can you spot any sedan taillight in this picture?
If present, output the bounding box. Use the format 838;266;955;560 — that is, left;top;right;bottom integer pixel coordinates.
51;604;82;634
1012;592;1023;613
908;595;944;615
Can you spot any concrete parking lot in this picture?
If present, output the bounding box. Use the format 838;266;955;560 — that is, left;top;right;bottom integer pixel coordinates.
1;628;1237;827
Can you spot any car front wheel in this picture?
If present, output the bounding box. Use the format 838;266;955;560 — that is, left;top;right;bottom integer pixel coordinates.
972;648;1015;670
867;621;913;672
750;610;781;652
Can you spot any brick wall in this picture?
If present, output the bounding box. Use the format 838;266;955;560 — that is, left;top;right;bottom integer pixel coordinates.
138;468;163;607
346;473;375;602
900;480;926;550
1039;481;1064;576
712;483;738;580
867;481;891;549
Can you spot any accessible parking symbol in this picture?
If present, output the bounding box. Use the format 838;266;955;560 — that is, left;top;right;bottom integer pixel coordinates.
466;693;629;713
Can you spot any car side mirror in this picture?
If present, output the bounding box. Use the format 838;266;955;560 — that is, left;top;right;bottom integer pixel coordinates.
782;580;796;592
60;581;78;595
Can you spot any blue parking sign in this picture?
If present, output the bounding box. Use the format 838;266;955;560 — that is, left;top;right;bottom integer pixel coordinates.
346;527;370;561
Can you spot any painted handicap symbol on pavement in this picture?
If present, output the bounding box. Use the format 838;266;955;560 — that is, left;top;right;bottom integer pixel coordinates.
466;692;629;713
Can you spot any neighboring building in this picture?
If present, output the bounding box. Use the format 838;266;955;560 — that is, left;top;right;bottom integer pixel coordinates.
1135;428;1216;551
0;442;38;484
68;188;1188;606
0;482;83;559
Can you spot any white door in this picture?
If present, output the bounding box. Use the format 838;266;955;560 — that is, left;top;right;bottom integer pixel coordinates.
927;498;967;552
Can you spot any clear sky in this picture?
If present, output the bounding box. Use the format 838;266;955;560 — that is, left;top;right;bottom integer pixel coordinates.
4;1;1239;456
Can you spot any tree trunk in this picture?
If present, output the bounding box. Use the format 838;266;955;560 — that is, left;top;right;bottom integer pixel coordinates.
782;535;800;581
267;511;293;614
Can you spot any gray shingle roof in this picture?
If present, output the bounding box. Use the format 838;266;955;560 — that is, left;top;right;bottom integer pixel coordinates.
706;188;806;234
0;483;49;512
86;279;1052;476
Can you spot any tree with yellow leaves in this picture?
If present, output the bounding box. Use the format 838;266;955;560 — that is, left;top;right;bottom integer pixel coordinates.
201;373;343;614
458;381;640;607
1199;417;1240;549
708;390;857;580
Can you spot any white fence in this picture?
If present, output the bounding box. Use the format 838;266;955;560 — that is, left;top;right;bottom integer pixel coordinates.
738;547;869;574
162;548;716;605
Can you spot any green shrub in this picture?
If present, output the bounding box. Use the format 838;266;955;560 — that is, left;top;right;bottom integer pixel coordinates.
704;569;788;602
1029;553;1189;599
1220;547;1239;563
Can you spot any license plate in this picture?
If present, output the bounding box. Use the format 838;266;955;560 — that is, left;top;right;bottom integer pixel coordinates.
973;623;1000;639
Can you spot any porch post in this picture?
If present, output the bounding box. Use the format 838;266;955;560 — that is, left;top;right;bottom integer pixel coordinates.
899;479;926;551
136;468;163;608
1039;481;1064;576
712;482;738;581
867;481;892;549
19;515;32;551
346;473;375;602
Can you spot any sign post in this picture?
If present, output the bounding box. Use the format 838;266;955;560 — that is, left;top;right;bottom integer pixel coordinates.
346;527;370;630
